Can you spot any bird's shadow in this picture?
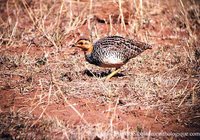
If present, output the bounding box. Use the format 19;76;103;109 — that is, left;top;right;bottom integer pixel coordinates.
83;69;125;78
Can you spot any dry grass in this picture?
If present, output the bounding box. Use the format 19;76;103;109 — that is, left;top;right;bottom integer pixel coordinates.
0;0;200;139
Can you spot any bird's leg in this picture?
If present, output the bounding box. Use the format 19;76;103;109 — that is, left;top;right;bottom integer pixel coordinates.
105;68;121;81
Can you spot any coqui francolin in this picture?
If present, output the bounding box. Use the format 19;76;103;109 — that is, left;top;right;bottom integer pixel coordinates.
73;35;152;80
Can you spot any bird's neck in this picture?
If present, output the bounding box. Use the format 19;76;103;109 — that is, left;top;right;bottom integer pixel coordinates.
84;44;93;55
85;53;93;64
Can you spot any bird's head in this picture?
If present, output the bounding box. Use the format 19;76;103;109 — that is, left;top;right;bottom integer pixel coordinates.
73;39;93;54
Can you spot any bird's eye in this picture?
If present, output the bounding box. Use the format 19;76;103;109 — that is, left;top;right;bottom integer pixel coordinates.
79;42;83;45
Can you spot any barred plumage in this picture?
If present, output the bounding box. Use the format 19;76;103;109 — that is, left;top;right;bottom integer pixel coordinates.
73;35;152;80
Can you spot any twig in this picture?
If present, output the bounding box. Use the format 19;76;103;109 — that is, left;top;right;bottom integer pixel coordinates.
169;77;181;92
31;84;52;126
178;83;189;107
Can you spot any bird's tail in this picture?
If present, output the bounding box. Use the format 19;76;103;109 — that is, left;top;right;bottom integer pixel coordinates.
141;43;152;50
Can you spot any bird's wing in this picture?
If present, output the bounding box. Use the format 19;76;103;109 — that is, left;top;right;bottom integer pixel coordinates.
94;36;145;52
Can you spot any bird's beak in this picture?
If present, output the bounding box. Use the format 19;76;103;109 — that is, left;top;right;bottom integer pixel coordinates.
72;44;83;48
69;43;78;55
70;43;76;48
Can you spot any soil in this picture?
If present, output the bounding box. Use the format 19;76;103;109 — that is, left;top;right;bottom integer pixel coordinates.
0;0;200;139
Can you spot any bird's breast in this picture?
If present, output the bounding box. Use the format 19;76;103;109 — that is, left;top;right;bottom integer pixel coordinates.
86;52;125;68
101;54;123;64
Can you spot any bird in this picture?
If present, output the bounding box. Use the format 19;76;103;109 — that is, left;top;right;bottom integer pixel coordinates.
73;35;152;80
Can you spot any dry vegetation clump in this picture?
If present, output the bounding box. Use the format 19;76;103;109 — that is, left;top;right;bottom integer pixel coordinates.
0;0;200;139
0;111;53;139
